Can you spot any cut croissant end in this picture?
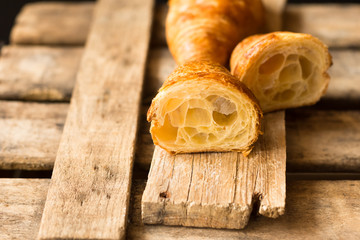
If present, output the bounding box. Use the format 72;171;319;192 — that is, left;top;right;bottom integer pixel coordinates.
147;61;262;154
230;31;332;112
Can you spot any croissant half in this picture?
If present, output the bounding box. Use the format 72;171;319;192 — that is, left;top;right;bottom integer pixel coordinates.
166;0;264;65
230;31;332;112
147;61;262;154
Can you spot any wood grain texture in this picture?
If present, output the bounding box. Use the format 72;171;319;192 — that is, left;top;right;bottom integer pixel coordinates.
284;4;360;47
0;179;50;240
1;101;359;173
9;3;360;48
0;46;82;101
142;111;286;229
130;180;360;239
0;101;67;170
286;110;360;173
10;2;94;45
325;49;360;103
1;50;359;107
1;179;359;240
37;0;154;239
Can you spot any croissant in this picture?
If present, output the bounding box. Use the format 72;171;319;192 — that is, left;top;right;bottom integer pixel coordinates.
230;31;332;112
166;0;264;65
147;60;262;154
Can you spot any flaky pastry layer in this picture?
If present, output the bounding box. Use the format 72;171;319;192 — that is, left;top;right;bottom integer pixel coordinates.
230;32;332;112
147;61;262;154
166;0;264;65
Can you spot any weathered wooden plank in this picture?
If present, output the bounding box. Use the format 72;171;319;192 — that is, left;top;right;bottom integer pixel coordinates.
325;49;360;102
0;46;82;101
1;179;359;240
8;1;285;47
284;4;360;47
10;3;360;48
1;101;360;173
142;111;286;229
37;0;154;239
286;110;360;173
2;47;359;104
0;101;67;170
0;179;50;240
10;2;94;45
130;180;360;239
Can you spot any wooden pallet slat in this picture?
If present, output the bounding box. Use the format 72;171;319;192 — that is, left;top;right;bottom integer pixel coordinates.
0;101;67;170
1;100;360;172
3;179;359;240
284;4;360;47
9;2;360;48
286;110;360;172
130;180;360;239
37;0;154;239
325;49;360;102
142;112;286;229
0;179;50;240
2;47;360;104
0;46;82;101
10;2;94;45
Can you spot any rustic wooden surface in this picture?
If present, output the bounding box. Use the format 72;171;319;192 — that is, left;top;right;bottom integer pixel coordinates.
286;110;360;172
1;179;359;239
2;47;359;104
0;101;67;170
325;49;360;104
142;112;286;229
8;3;360;48
10;2;94;45
130;180;360;239
0;179;49;240
0;46;82;101
284;4;360;47
37;0;154;239
0;1;359;239
1;101;359;173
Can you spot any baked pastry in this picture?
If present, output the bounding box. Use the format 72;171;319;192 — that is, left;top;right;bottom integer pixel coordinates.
230;31;332;112
147;60;262;154
166;0;264;65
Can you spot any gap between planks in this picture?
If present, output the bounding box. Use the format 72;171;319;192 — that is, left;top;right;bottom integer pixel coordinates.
37;0;154;239
1;178;359;240
142;111;286;229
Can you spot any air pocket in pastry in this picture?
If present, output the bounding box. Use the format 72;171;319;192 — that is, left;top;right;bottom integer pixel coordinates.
230;32;332;112
147;60;262;154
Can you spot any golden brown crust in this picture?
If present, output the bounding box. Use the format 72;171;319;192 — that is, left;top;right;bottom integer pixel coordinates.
230;31;332;112
166;0;264;65
147;60;263;154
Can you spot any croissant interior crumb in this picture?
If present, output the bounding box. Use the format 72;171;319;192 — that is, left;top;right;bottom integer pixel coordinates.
251;49;323;111
151;82;259;153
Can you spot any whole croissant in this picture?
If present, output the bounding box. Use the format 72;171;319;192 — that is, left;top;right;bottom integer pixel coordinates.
147;60;262;154
166;0;264;65
230;32;332;112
